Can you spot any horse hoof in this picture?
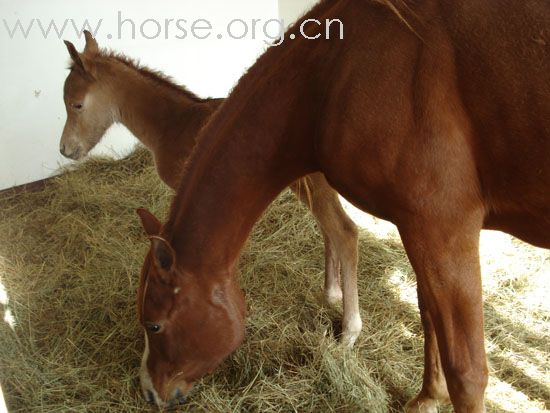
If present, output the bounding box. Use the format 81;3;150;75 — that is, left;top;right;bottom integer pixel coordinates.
340;330;360;348
404;396;442;413
340;315;362;348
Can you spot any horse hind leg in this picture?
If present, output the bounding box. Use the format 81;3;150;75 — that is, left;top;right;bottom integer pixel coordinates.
322;231;343;305
290;173;362;348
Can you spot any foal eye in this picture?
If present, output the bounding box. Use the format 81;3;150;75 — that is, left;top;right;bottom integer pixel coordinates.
146;323;162;334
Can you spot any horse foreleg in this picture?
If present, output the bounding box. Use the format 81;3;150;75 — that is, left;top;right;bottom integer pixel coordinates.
400;213;488;413
290;173;362;348
405;293;451;412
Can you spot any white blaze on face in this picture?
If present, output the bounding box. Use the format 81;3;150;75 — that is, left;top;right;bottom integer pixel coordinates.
140;332;164;407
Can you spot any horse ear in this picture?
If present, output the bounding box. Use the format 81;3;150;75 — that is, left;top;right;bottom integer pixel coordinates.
150;237;176;272
64;40;85;71
136;208;162;236
83;30;99;54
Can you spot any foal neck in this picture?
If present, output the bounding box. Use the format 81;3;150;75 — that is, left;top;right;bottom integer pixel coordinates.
98;55;213;153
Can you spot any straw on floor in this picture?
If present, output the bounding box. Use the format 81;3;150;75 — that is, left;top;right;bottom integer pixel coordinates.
0;148;548;412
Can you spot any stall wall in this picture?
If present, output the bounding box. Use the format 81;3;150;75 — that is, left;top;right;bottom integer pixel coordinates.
279;0;319;27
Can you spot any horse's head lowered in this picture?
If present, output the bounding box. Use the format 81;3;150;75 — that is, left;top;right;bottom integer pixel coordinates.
136;209;247;407
60;31;115;160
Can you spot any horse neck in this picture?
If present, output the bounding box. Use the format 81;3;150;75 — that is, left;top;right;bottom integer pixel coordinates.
100;60;210;153
164;0;348;275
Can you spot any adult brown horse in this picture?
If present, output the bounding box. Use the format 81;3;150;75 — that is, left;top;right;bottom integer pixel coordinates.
60;33;362;345
135;0;549;411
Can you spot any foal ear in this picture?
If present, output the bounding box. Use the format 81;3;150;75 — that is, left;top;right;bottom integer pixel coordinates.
83;30;99;54
136;208;162;236
150;237;176;272
64;40;85;71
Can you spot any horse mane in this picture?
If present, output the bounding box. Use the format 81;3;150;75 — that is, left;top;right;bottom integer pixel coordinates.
371;0;422;36
109;51;204;102
88;49;205;103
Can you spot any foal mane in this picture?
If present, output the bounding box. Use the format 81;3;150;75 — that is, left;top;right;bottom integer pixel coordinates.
73;48;205;103
111;52;204;102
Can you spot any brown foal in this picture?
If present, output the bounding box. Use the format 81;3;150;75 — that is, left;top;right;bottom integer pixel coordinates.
60;33;361;344
132;0;549;411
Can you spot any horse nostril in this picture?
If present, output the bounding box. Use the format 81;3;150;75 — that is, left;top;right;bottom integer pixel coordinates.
145;390;155;404
60;145;66;156
175;388;186;405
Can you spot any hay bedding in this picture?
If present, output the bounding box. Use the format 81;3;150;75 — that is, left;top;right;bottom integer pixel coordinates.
0;147;547;413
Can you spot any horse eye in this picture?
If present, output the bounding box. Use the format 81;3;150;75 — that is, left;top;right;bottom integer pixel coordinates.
146;323;162;334
72;103;83;110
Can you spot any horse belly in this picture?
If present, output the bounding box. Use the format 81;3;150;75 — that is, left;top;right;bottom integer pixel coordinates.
484;211;550;249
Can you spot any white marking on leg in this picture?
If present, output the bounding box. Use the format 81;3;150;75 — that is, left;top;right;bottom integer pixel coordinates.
324;284;343;305
341;312;362;348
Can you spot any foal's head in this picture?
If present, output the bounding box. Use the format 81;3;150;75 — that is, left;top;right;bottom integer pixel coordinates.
60;31;116;160
136;209;247;407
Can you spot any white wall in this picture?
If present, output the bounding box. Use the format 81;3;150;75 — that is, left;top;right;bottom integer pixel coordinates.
0;0;278;190
279;0;319;27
